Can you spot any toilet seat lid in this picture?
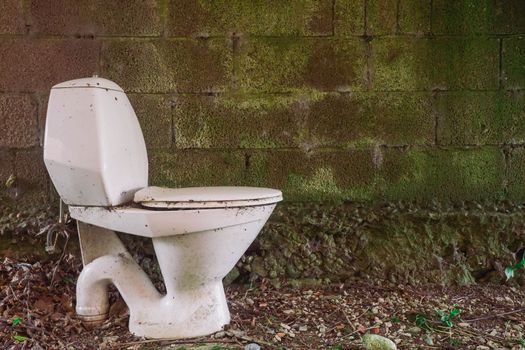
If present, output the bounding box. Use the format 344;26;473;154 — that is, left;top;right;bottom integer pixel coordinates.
134;186;283;209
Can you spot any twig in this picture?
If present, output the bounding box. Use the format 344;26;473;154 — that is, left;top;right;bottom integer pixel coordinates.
464;308;525;322
110;338;236;349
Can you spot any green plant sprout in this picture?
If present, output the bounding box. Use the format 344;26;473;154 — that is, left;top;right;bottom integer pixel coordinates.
436;307;461;328
12;317;22;326
13;335;28;342
505;251;525;280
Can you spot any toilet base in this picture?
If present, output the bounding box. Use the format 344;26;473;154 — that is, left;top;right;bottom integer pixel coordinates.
128;281;231;339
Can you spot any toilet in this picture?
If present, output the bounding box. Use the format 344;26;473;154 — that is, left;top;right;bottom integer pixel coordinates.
42;76;282;339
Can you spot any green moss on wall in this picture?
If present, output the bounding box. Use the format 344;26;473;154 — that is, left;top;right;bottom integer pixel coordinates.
238;202;525;286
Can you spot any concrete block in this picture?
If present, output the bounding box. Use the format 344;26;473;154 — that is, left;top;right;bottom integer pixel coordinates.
334;0;365;36
0;95;38;148
503;36;525;90
367;0;397;35
433;0;525;35
507;147;525;202
371;37;499;91
29;0;162;36
101;38;232;93
0;38;100;93
437;91;525;145
149;149;250;188
255;149;379;201
382;147;505;201
398;0;431;34
167;0;333;36
173;94;304;149
0;0;25;34
127;94;172;149
235;37;367;93
13;148;48;201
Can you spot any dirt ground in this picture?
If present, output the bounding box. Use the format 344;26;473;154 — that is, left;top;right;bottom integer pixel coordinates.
2;255;525;350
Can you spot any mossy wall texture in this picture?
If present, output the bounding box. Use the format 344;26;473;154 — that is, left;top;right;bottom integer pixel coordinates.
0;1;524;284
1;0;524;203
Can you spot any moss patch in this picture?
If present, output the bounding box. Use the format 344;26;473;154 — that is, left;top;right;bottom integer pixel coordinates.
166;0;333;37
235;37;367;93
503;36;525;90
101;38;232;93
382;147;505;201
436;91;525;145
240;201;525;285
371;37;499;91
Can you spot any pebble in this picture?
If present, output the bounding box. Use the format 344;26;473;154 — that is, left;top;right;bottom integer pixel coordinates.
244;343;260;350
214;331;226;338
407;326;421;335
476;346;490;350
362;334;397;350
230;329;246;338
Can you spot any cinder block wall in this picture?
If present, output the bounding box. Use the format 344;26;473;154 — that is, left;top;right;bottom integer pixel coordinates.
1;0;524;204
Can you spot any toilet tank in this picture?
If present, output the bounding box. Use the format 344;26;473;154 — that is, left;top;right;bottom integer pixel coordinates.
43;77;148;206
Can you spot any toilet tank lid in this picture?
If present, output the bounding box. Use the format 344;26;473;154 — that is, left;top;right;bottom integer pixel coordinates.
52;77;124;92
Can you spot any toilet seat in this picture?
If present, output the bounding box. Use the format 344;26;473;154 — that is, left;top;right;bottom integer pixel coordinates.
134;186;283;209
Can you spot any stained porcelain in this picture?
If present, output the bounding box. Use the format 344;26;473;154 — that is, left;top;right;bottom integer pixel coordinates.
43;77;282;339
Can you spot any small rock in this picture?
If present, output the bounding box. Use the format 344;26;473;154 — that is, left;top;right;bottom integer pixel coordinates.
299;325;308;332
223;267;240;286
244;343;260;350
214;331;226;338
423;333;434;346
230;329;246;338
476;346;490;350
362;334;397;350
457;322;470;327
407;326;421;335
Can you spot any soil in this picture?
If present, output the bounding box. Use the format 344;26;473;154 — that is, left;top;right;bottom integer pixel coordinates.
1;255;525;350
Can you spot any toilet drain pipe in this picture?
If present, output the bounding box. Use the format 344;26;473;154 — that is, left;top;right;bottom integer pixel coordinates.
76;253;162;324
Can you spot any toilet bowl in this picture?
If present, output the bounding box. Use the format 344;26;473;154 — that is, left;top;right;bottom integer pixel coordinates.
42;77;282;339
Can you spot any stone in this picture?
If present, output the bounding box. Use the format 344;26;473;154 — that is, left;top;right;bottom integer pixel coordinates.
244;344;260;350
407;326;421;334
362;334;397;350
223;267;240;286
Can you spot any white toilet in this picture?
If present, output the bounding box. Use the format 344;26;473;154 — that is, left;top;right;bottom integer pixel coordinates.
43;76;282;339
